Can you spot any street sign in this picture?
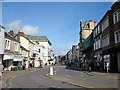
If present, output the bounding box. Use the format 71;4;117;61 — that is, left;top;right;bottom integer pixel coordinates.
0;27;5;54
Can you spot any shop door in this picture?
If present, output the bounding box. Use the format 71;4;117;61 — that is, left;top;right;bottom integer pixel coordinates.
117;53;120;72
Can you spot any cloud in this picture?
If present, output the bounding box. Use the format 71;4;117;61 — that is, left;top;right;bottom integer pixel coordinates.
21;25;39;35
52;45;70;55
6;20;39;35
6;20;22;31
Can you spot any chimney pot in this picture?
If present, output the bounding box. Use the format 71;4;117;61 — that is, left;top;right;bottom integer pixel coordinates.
8;30;14;36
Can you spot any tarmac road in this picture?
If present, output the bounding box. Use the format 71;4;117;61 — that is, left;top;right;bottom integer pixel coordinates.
4;64;119;90
7;65;84;89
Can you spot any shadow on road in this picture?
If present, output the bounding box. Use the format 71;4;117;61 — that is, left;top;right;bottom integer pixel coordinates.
65;65;81;71
2;88;119;90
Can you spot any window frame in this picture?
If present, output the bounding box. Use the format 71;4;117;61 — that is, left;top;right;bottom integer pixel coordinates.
14;42;18;51
114;30;120;43
113;9;120;24
5;39;10;50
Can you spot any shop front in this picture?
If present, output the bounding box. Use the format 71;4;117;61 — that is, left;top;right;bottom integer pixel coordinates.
3;54;13;71
11;55;24;71
103;54;110;72
117;53;120;72
13;55;23;66
93;51;102;71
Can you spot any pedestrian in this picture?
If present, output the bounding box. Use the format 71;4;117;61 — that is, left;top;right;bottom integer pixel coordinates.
88;63;92;72
106;62;110;73
29;62;33;71
23;63;26;70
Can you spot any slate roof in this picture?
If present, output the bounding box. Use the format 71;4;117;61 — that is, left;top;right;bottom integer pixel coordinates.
5;32;20;43
27;36;52;45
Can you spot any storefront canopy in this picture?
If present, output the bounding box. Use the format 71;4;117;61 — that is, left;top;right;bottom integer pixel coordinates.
13;56;23;61
3;55;13;60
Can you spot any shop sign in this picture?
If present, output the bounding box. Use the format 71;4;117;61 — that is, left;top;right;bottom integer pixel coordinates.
3;55;14;60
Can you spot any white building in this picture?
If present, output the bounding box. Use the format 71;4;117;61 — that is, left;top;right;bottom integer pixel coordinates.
27;36;52;67
0;25;5;77
3;32;22;71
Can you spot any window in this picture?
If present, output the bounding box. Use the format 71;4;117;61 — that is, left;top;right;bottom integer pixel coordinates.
113;9;120;24
115;30;120;43
14;42;18;51
94;42;96;50
118;9;120;22
5;39;10;50
39;49;41;53
102;35;110;47
93;31;95;37
101;16;109;31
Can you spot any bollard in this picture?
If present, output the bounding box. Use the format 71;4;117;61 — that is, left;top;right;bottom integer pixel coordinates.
50;67;54;75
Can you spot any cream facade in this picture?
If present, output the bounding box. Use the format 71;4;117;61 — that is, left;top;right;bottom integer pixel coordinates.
3;32;22;71
27;36;53;67
80;20;96;42
39;41;51;66
19;34;30;68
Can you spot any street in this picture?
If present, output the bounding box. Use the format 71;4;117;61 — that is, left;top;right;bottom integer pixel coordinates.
7;65;83;89
3;64;119;90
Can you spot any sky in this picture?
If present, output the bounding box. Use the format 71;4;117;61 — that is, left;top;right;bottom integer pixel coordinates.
2;2;113;55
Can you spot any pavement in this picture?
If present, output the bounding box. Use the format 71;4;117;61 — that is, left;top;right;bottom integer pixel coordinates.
46;71;119;88
81;71;120;79
65;65;119;79
46;65;120;89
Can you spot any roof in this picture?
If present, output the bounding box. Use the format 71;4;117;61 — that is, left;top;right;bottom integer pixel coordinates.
27;36;52;45
5;32;20;43
0;25;5;29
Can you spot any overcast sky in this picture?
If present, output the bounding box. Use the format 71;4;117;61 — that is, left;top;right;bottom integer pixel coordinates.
2;2;112;55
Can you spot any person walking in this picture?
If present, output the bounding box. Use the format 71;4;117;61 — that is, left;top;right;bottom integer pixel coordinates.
23;63;26;70
106;62;110;73
29;62;33;71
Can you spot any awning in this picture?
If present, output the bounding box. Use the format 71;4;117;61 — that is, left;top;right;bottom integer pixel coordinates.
13;56;23;61
48;59;53;61
13;58;23;61
3;55;14;60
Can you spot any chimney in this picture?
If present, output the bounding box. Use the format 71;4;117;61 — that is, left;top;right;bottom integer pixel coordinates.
8;30;14;36
18;32;25;41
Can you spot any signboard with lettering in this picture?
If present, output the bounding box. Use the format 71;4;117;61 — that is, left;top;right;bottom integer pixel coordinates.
0;28;5;54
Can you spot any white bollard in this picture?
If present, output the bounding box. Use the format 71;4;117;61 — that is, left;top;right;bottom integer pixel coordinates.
50;67;54;75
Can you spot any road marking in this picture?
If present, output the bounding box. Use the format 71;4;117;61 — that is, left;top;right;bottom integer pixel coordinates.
54;66;61;73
